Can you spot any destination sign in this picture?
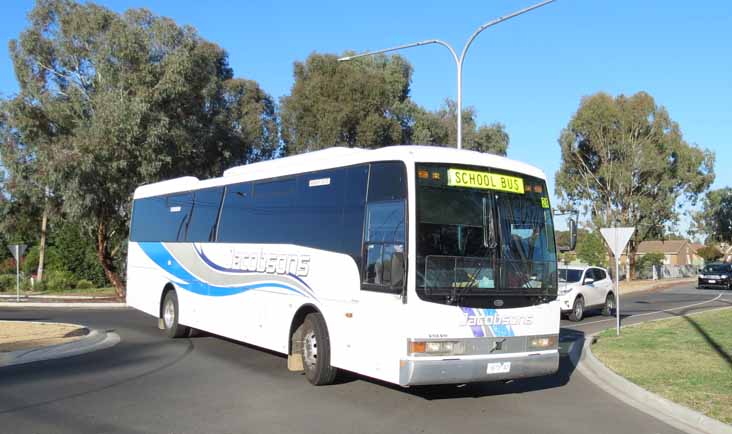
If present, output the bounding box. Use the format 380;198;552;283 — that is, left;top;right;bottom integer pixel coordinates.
447;168;524;194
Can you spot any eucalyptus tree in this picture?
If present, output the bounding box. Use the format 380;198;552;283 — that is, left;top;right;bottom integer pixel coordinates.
411;99;508;155
556;91;714;277
280;53;411;153
695;188;732;244
6;0;278;295
280;53;509;155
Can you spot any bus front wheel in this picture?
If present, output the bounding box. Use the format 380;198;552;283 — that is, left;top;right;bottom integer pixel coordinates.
301;312;338;385
162;291;190;339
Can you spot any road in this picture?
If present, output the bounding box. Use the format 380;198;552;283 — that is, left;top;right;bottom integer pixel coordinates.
1;284;730;434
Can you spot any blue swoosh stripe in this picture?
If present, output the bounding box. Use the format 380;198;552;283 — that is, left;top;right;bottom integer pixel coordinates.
482;308;514;337
192;244;317;298
462;307;485;337
138;242;309;298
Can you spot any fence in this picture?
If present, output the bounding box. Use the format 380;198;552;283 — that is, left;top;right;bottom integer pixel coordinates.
635;264;697;280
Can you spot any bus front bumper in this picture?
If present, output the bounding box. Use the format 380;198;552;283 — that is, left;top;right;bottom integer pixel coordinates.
398;351;559;386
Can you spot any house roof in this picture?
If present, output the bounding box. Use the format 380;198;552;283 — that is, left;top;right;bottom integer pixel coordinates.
637;240;689;254
690;243;705;253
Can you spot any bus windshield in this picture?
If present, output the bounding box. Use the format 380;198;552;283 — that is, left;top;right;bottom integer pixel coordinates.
416;164;557;305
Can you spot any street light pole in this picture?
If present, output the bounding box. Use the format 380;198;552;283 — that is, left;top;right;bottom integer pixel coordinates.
338;0;555;149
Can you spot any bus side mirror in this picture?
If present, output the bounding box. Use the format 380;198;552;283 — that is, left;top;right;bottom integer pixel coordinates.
558;218;577;252
569;218;577;251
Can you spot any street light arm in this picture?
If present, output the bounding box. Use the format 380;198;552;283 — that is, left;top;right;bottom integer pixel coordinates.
336;0;557;151
338;39;459;64
459;0;556;64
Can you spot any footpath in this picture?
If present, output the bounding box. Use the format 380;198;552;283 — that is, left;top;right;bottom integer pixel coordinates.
619;276;697;294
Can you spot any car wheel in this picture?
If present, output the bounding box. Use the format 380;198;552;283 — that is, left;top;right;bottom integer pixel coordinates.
568;296;584;322
602;292;615;316
301;312;338;385
162;291;190;339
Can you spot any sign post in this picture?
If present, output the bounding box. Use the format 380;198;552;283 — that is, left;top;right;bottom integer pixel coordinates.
600;228;634;336
8;244;27;303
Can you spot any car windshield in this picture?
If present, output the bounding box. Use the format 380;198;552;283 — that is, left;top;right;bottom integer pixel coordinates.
559;269;583;283
703;264;730;273
415;164;557;306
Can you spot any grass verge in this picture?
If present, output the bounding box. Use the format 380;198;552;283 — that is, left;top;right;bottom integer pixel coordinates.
593;308;732;424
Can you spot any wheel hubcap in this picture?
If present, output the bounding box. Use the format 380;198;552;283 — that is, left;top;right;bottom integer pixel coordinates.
163;300;175;328
303;331;318;368
575;301;583;318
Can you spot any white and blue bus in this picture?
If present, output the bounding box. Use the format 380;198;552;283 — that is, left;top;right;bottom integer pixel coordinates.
126;146;568;386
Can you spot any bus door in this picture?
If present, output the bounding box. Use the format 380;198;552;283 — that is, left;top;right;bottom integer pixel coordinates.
351;163;409;379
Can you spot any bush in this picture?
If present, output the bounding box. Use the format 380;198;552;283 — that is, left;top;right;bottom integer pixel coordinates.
75;279;94;289
0;257;17;274
576;231;609;267
0;274;16;292
32;278;47;292
636;252;665;278
44;270;76;292
52;222;108;286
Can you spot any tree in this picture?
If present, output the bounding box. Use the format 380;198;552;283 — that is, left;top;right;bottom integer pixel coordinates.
280;53;509;155
411;99;508;155
556;92;715;278
576;230;608;267
6;0;279;296
696;245;723;263
0;101;59;283
280;53;411;154
696;188;732;243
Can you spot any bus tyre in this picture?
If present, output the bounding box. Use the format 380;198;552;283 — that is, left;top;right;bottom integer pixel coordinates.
602;293;615;316
301;312;337;386
568;296;584;322
162;291;190;339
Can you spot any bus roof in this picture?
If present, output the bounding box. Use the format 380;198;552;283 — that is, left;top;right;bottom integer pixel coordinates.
133;145;548;199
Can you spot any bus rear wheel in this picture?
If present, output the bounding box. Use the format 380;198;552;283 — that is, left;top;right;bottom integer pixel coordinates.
301;312;337;385
162;291;190;339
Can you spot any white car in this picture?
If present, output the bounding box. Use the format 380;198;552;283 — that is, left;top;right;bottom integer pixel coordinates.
558;266;615;321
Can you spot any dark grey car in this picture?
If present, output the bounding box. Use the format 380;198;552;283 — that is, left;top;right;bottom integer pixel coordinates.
697;263;732;289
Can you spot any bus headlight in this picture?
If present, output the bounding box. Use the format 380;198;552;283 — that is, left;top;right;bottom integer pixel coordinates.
409;340;466;356
528;335;558;350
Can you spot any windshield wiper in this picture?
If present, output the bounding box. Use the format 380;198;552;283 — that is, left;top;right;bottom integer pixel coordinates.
482;196;498;249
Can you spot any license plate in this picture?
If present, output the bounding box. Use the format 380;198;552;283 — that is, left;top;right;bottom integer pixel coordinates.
708;280;716;283
486;362;511;374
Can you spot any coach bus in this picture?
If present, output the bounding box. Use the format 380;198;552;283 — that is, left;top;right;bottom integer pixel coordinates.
126;145;571;386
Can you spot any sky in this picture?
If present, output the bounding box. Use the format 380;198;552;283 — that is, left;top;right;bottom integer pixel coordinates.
1;0;730;233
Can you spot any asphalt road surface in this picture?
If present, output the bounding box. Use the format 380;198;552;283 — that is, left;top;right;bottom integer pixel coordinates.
1;283;730;434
